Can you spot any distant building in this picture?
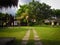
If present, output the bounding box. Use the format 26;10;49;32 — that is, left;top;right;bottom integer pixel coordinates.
44;18;60;25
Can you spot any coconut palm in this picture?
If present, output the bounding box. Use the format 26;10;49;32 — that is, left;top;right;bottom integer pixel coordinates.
0;0;18;8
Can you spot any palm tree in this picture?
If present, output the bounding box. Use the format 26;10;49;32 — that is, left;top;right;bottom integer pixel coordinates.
0;0;18;8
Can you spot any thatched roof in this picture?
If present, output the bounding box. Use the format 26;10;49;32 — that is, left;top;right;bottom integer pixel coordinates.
0;0;18;8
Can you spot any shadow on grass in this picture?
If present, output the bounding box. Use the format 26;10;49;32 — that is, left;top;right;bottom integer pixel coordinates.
0;37;22;45
41;39;60;45
0;37;60;45
11;39;60;45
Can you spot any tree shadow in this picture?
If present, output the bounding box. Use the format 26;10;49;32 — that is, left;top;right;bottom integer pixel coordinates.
41;39;60;45
0;37;60;45
13;39;60;45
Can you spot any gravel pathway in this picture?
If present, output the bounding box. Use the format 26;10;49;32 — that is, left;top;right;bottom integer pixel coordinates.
21;30;30;45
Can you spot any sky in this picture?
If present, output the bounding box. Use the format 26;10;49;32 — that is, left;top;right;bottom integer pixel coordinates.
0;0;60;16
18;0;60;9
41;0;60;9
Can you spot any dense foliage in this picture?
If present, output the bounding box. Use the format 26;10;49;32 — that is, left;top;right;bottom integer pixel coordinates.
0;0;18;8
16;0;52;25
0;13;14;27
51;9;60;18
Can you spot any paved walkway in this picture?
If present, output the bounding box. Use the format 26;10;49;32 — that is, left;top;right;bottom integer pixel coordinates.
21;28;42;45
21;30;30;45
33;29;42;45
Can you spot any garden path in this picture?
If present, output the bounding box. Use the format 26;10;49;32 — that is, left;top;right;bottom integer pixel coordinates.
21;30;30;45
21;28;43;45
33;29;43;45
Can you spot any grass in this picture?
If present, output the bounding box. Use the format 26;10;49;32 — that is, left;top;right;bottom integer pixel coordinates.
0;26;60;45
0;27;28;45
27;29;34;45
34;26;60;45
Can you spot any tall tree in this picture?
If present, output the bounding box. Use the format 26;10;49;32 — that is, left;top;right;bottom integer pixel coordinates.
54;9;60;18
16;0;52;25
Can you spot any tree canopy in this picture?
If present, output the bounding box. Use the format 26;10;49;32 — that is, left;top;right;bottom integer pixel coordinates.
51;9;60;18
16;0;52;25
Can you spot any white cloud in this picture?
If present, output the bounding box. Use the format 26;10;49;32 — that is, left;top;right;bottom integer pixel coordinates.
18;0;60;9
0;6;18;16
41;0;60;9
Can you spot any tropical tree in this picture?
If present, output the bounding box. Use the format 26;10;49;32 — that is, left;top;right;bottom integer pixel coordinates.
28;1;51;24
54;9;60;18
0;0;18;8
0;13;14;27
0;0;18;27
16;0;52;25
0;13;8;26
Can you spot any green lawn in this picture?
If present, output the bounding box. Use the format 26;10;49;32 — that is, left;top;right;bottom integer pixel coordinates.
0;27;28;45
34;26;60;45
27;29;34;45
0;26;60;45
